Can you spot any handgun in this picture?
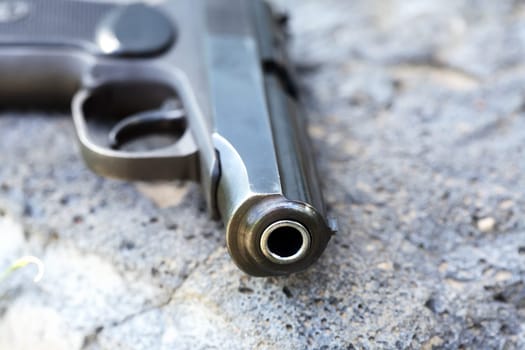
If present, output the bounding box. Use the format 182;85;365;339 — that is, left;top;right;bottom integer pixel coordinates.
0;0;336;276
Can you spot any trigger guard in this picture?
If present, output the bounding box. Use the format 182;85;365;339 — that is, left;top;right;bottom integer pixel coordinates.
71;88;200;181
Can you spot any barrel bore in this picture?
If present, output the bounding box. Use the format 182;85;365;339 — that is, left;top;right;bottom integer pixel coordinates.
260;220;311;264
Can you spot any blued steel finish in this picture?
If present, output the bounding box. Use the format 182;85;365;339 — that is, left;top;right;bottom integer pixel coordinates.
0;0;336;276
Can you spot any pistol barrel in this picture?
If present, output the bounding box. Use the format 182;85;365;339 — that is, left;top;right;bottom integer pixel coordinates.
205;0;334;275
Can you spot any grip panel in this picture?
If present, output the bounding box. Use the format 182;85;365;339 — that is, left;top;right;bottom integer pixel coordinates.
0;0;113;51
0;0;175;56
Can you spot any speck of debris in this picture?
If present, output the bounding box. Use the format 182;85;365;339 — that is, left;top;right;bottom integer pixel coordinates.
424;298;439;314
282;286;293;298
238;286;254;294
119;240;136;250
72;215;84;224
166;223;178;230
476;217;496;232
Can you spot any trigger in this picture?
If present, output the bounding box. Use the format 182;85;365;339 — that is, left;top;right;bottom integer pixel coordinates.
109;103;187;150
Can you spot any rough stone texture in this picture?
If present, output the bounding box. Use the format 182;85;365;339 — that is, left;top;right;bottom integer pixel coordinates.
1;0;525;349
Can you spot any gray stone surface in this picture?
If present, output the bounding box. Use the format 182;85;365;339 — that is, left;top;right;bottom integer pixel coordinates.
1;0;525;349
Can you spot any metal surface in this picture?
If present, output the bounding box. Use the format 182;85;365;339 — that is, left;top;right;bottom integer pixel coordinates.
95;3;175;56
260;220;311;265
0;0;335;276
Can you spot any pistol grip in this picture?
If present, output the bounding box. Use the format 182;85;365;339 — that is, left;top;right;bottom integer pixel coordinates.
0;0;174;57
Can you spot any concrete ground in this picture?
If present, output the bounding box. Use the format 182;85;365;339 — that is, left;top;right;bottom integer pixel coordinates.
1;0;525;349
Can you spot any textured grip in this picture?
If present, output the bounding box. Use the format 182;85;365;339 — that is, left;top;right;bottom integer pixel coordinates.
0;0;175;56
0;0;114;51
